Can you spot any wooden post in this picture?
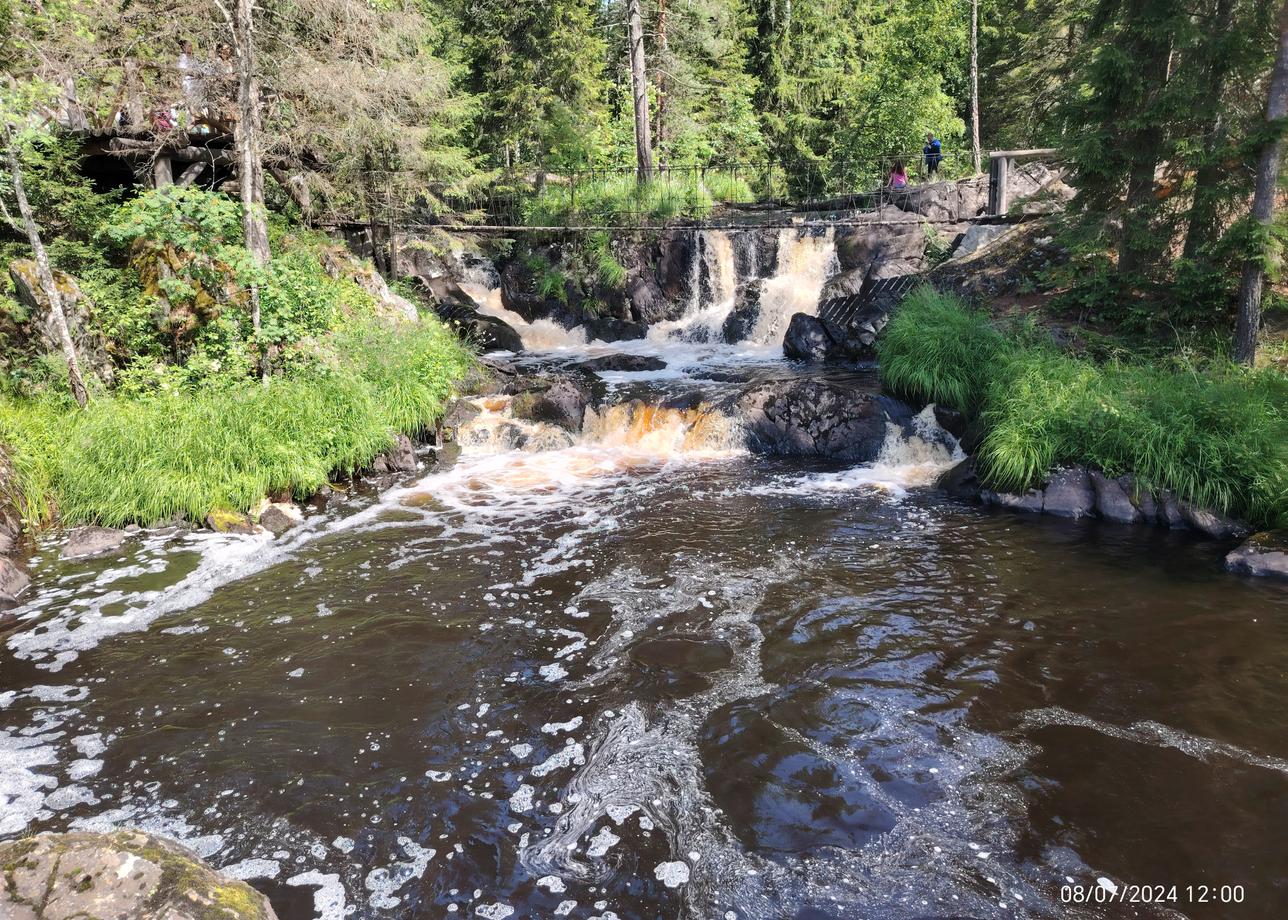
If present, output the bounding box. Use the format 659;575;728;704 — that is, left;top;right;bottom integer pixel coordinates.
995;155;1010;215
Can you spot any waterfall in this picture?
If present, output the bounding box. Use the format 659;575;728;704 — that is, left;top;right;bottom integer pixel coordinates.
745;228;837;345
650;230;739;344
460;283;589;350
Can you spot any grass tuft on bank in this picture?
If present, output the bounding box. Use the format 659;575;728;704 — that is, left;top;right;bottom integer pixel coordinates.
877;286;1288;528
1;318;473;528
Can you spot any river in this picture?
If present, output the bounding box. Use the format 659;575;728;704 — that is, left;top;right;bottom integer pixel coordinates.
2;230;1286;920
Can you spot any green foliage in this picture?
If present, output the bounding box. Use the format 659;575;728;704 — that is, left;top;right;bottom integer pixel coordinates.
586;232;627;289
525;172;753;226
880;287;1288;527
4;317;473;527
876;286;1008;412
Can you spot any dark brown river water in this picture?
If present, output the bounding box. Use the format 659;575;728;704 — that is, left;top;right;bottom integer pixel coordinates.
2;357;1287;920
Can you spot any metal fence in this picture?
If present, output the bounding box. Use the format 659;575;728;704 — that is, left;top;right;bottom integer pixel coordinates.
430;150;979;230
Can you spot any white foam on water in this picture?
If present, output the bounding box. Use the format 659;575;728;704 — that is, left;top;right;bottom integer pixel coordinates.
223;857;282;880
1021;706;1288;776
286;870;349;920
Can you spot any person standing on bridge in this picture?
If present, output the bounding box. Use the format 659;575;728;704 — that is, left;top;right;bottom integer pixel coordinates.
923;133;943;177
888;159;909;189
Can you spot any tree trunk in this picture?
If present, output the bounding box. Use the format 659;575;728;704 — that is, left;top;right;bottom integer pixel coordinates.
5;129;89;407
1117;2;1173;282
1234;0;1288;365
626;0;654;182
1181;0;1236;261
655;0;669;164
229;0;270;376
970;0;981;174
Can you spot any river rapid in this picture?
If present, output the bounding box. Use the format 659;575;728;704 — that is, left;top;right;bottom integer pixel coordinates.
2;230;1287;920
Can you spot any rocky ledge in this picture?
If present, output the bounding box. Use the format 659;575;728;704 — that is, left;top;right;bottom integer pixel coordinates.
0;830;277;920
1225;531;1288;580
941;460;1252;540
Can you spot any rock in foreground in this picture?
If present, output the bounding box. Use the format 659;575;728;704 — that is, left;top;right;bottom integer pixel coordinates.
739;379;912;462
1225;532;1288;580
0;830;278;920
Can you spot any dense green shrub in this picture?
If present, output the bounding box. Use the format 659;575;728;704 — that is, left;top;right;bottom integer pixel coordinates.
878;287;1288;527
2;317;473;527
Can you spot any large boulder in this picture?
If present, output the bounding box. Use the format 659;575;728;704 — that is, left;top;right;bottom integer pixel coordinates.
0;556;30;603
1225;532;1288;580
511;374;597;431
951;224;1011;260
8;260;115;386
0;830;278;920
738;380;912;462
574;354;667;373
1089;470;1142;524
835;209;925;276
782;314;839;362
1041;467;1095;519
1181;503;1251;541
890;176;989;222
421;276;523;352
61;526;129;560
656;230;698;301
782;305;890;363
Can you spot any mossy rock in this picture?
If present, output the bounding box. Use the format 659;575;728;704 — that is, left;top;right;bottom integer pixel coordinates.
0;830;278;920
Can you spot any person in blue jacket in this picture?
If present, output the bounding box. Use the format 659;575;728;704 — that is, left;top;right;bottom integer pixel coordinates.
923;133;943;177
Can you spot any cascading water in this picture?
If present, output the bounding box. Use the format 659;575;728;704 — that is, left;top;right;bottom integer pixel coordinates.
460;283;589;351
649;230;739;344
745;227;837;345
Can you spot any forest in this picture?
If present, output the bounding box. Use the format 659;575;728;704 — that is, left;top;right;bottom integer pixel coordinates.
3;3;1288;920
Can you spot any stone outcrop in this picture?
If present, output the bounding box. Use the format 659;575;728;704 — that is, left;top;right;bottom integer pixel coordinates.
0;830;277;920
960;463;1253;540
9;259;116;386
888;175;989;223
0;555;31;603
738;380;913;462
573;353;667;373
1225;532;1288;580
317;246;417;323
61;526;130;560
782;306;890;363
419;276;523;352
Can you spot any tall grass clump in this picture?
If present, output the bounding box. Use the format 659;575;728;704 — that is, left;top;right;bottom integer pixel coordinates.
524;171;753;226
6;317;473;527
879;286;1288;527
875;286;1009;413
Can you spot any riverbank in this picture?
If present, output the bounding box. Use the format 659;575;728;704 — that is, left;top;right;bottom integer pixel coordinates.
878;286;1288;531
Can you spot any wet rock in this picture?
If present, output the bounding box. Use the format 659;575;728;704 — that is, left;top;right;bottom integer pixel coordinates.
931;405;969;442
1180;503;1251;541
625;274;672;326
982;488;1045;513
575;354;667;373
1158;490;1187;529
0;556;30;602
511;376;595;431
721;279;764;343
1041;467;1094;519
782;313;838;362
739;380;912;462
258;502;304;537
656;230;698;301
936;457;982;500
422;276;523;352
382;434;418;473
0;829;278;920
582;315;647;343
1224;532;1288;580
819;268;867;302
1089;470;1141;524
782;306;889;363
61;526;129;560
205;510;258;535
